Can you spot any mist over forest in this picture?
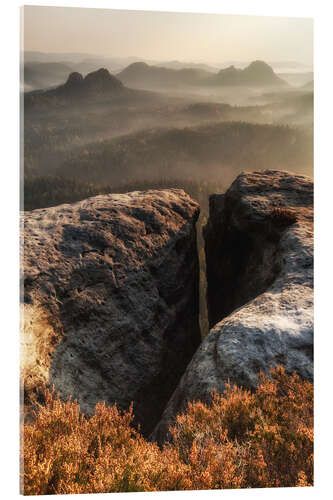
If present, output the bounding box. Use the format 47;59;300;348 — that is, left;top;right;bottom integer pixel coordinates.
22;52;313;336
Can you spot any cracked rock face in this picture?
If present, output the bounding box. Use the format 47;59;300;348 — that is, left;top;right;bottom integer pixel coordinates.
21;189;200;435
152;170;313;443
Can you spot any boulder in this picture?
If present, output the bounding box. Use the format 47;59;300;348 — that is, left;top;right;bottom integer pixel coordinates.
21;189;200;435
62;68;123;95
152;170;313;443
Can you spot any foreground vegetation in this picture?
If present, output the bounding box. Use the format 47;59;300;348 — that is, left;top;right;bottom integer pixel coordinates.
22;367;313;494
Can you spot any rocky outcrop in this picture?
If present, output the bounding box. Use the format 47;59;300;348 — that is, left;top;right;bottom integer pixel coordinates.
24;68;124;108
65;71;84;87
152;170;313;443
21;189;200;435
60;68;124;96
212;61;288;87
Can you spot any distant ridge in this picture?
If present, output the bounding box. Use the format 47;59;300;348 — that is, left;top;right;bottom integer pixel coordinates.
155;60;219;72
24;62;73;91
117;60;287;89
213;60;287;87
117;61;209;88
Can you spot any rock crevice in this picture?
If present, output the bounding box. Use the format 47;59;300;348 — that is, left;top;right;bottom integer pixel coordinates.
22;171;314;445
152;170;313;443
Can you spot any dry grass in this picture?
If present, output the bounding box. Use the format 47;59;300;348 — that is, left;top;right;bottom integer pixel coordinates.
22;366;313;494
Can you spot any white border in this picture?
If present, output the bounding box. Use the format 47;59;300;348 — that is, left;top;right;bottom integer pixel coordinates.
1;1;332;499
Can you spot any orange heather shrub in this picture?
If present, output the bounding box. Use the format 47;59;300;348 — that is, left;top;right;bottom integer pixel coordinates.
22;366;313;495
170;366;313;489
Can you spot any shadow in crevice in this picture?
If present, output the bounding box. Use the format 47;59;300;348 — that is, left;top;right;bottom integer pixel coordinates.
204;194;282;329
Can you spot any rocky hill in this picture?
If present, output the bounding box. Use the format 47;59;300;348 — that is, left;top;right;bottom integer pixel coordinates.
24;68;124;107
212;60;287;87
117;61;210;88
117;60;287;89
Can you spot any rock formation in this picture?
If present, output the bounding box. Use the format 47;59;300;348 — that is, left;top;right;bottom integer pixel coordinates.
58;68;124;97
152;170;313;443
65;71;84;88
21;189;200;435
76;68;123;93
24;68;124;108
117;60;287;89
213;60;287;87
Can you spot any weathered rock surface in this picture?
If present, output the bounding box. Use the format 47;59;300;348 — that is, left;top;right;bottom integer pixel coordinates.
152;170;313;442
21;189;200;435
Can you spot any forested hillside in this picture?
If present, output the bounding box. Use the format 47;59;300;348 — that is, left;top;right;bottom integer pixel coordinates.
55;122;313;185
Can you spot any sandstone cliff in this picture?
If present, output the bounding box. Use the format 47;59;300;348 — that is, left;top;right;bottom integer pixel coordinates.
153;170;313;442
21;189;200;435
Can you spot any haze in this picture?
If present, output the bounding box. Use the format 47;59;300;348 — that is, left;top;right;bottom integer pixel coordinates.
23;6;313;67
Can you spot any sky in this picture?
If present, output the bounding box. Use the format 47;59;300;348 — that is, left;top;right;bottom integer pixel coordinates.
23;6;313;66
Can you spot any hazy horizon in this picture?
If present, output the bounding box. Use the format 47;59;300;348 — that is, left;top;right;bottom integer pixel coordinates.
23;6;313;68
